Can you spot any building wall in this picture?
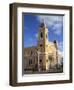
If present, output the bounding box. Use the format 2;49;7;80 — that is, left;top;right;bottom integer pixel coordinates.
24;42;58;71
24;47;38;72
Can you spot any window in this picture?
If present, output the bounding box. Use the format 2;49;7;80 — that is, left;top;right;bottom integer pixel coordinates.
40;59;42;63
46;60;48;62
30;51;32;55
30;60;32;64
40;32;43;38
29;59;32;65
40;44;42;47
49;56;53;61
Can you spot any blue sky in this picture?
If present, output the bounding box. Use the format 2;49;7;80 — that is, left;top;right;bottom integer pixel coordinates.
23;14;63;53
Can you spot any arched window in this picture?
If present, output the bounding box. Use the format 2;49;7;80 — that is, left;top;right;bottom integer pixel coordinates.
30;51;32;55
49;56;52;61
40;59;42;63
46;59;48;62
40;44;42;47
40;32;43;38
29;59;32;65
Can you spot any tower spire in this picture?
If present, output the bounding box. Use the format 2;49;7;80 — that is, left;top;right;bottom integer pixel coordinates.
40;18;46;28
42;18;46;27
44;18;46;28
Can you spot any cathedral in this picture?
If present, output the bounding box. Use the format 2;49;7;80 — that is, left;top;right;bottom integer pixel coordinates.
23;20;62;74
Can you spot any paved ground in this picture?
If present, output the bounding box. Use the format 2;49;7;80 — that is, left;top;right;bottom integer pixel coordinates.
24;67;63;74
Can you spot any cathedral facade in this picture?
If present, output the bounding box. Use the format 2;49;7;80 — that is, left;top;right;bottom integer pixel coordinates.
23;21;61;73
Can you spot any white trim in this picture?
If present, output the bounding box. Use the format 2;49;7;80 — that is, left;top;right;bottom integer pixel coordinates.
17;7;70;82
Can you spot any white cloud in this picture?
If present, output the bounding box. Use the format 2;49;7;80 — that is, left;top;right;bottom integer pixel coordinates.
58;50;63;57
35;33;38;38
52;23;62;35
58;42;63;64
37;15;63;35
58;42;63;52
37;15;62;27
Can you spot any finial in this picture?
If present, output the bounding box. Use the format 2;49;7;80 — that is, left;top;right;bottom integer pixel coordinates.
54;40;58;49
43;18;46;28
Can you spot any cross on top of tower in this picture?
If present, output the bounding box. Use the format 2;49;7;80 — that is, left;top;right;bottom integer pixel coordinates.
39;18;46;28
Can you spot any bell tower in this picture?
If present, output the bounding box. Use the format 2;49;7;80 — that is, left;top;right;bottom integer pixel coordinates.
37;19;49;70
37;19;48;52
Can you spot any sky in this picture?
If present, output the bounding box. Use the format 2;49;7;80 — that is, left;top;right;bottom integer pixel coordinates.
23;14;63;53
